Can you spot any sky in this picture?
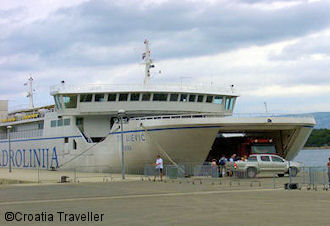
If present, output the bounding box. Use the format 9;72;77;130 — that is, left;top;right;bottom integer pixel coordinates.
0;0;329;113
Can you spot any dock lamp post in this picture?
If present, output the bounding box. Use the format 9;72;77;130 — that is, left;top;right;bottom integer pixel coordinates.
118;109;126;180
7;125;12;173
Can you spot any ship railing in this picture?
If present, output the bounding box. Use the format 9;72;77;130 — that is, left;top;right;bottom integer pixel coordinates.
50;83;235;94
0;111;50;125
231;113;315;119
130;113;315;121
0;129;43;140
130;114;219;121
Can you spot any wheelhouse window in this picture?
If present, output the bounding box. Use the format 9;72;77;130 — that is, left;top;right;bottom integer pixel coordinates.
189;94;196;102
142;93;151;101
213;96;223;104
225;97;230;110
63;95;77;108
229;97;235;110
95;93;105;102
130;93;140;101
180;94;187;102
153;93;168;101
197;95;204;102
80;94;92;102
108;93;117;101
170;94;179;101
54;95;62;109
119;93;128;101
206;95;213;103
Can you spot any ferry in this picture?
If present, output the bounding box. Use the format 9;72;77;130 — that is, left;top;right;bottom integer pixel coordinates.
0;40;316;173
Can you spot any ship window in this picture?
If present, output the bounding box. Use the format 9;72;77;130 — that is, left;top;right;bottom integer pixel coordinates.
38;122;44;129
119;93;128;101
107;94;116;101
63;95;77;108
80;94;92;102
180;94;187;102
197;95;204;102
170;94;179;101
189;94;196;102
57;119;63;127
130;93;140;101
229;97;235;110
225;98;230;110
142;93;151;101
51;120;57;127
213;96;223;104
64;137;69;143
64;118;70;126
153;93;168;101
95;93;105;102
206;95;213;103
54;95;62;109
76;117;83;126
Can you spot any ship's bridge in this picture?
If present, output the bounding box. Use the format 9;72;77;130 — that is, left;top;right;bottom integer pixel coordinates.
50;83;239;117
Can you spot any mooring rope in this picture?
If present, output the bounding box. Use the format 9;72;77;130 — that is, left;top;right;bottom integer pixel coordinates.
140;123;185;174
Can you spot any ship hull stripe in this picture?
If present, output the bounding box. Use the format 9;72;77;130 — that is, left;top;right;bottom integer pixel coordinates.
0;125;221;143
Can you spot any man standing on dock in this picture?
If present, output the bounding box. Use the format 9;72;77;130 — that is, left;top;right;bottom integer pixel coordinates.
328;157;330;185
153;154;163;181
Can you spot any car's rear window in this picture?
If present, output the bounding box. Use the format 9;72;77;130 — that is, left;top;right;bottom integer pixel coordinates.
248;156;257;162
260;156;271;162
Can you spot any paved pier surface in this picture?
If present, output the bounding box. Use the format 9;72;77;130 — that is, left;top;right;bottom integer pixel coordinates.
0;179;329;226
0;168;140;184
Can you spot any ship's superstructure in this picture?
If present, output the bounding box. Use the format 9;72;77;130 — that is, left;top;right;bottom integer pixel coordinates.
0;40;315;173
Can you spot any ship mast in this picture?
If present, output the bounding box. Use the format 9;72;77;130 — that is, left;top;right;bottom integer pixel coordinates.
26;76;34;109
143;39;154;85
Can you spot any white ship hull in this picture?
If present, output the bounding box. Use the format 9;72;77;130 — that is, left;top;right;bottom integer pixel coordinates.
0;116;315;173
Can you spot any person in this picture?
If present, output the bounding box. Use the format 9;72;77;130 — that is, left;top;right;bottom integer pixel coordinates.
328;157;330;185
243;155;248;162
153;154;163;181
219;155;227;177
228;154;236;176
211;159;218;178
229;154;236;163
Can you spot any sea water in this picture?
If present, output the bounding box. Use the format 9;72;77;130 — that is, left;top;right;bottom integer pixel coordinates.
293;149;330;167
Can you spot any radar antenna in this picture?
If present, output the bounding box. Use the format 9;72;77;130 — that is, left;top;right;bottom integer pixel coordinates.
142;39;154;85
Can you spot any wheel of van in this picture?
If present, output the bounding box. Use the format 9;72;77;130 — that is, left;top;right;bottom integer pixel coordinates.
289;167;298;177
247;168;256;178
278;174;284;177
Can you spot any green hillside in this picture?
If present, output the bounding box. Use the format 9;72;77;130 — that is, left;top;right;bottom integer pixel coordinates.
305;129;330;147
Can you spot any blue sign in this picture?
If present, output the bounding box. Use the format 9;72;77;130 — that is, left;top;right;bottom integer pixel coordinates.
0;147;58;169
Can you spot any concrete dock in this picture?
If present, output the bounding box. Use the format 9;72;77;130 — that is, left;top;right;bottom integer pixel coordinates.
0;168;329;225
